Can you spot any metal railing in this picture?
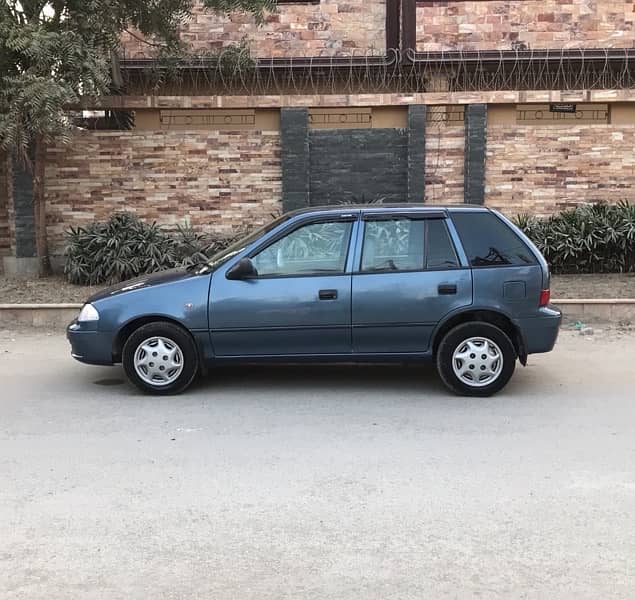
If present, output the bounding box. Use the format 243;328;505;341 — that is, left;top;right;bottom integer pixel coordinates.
119;48;635;96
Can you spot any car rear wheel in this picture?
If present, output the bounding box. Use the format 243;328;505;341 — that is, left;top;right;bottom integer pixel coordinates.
122;322;199;395
436;322;516;397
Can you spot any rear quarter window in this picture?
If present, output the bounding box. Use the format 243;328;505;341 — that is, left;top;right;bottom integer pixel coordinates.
451;212;537;267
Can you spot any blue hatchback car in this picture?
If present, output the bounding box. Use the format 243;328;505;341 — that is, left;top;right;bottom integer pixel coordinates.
67;205;561;396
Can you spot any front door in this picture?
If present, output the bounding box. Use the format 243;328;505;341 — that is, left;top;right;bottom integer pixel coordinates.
210;217;356;357
352;215;472;354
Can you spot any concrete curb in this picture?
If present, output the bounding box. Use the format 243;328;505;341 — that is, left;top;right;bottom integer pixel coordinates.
1;300;634;329
0;304;82;327
551;299;635;322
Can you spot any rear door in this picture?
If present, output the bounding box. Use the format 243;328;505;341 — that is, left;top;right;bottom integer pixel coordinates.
352;213;472;354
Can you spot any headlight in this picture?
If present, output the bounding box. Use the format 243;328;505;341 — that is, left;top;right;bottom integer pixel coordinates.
78;303;99;322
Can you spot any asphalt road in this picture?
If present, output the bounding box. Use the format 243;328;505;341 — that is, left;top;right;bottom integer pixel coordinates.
1;327;635;599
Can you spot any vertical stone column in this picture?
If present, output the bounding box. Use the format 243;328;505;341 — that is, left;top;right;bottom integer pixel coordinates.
385;0;401;52
407;105;426;203
401;0;417;63
464;104;487;205
12;162;37;258
280;108;310;212
0;152;11;259
1;155;39;275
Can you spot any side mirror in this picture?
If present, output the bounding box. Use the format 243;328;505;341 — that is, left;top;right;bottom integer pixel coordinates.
226;257;258;280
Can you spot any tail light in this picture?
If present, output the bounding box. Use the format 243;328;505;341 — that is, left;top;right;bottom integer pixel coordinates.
539;289;551;307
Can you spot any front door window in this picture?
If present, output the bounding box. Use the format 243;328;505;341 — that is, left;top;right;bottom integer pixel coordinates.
251;220;353;277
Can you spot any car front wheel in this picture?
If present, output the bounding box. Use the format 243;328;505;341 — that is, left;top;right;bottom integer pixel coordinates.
436;322;516;397
122;322;199;395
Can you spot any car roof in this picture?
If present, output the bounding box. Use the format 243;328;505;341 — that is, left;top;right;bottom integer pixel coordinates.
286;203;491;218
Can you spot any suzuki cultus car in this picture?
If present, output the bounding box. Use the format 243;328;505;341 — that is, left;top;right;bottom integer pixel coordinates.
68;205;561;396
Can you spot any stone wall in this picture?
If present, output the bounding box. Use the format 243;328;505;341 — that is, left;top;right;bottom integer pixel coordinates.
416;0;635;51
0;153;11;258
120;0;635;59
309;128;409;204
13;114;635;261
44;130;282;255
424;124;465;205
485;124;635;216
121;0;385;59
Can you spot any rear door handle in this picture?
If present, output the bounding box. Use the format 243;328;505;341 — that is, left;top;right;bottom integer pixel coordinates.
319;289;338;300
438;284;457;295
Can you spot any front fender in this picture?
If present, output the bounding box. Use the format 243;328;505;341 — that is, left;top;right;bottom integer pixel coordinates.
92;274;211;333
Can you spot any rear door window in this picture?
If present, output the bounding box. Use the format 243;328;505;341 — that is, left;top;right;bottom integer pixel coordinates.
361;218;425;272
451;212;537;267
360;216;459;272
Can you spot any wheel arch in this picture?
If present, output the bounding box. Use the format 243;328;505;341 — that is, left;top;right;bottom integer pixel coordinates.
112;315;195;363
431;308;527;365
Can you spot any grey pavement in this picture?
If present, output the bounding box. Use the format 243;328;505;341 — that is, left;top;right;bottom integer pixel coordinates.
1;327;634;599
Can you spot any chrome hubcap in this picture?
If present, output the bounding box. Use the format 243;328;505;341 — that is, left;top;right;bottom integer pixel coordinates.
133;336;184;387
452;336;503;388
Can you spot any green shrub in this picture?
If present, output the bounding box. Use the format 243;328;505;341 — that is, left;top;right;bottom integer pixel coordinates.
513;202;635;274
64;212;246;285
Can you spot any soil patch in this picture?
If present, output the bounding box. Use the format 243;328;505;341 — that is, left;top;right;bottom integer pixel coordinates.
0;275;104;304
551;274;635;299
0;272;633;304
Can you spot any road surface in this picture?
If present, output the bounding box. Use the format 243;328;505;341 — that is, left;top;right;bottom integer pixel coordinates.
1;327;634;599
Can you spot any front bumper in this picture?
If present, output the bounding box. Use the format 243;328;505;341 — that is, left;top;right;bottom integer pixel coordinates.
516;305;562;355
67;320;115;365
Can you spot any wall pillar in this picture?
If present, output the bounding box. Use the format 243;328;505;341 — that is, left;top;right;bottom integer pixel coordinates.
281;108;310;212
407;105;426;203
12;162;37;258
0;152;11;260
1;155;39;275
464;104;487;204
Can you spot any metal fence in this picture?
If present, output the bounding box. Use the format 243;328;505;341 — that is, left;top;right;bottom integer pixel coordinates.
119;48;635;96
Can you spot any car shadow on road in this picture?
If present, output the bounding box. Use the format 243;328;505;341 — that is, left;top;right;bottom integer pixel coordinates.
86;362;452;397
209;362;442;389
85;361;541;402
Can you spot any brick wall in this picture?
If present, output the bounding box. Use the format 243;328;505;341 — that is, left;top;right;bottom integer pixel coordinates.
424;124;465;204
0;153;11;258
44;130;282;255
121;0;385;59
28;116;635;261
486;125;635;216
417;0;635;51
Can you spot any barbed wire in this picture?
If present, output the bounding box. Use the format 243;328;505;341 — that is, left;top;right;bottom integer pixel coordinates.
119;48;635;96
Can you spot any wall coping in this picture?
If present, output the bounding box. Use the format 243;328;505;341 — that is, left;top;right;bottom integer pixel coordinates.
93;88;635;110
552;299;635;305
0;303;82;309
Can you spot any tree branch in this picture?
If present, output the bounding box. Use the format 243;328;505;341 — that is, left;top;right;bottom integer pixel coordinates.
124;29;168;49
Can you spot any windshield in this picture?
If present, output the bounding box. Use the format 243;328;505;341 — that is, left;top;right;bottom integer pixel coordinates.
205;214;292;271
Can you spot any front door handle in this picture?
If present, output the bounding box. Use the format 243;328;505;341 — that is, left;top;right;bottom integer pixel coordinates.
438;284;457;295
319;289;338;300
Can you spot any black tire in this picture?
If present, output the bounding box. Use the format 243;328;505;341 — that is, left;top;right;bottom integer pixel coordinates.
122;322;199;395
436;322;516;397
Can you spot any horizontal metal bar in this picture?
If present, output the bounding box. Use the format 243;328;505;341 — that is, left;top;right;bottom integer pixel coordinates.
119;52;400;71
408;47;635;65
119;48;635;72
